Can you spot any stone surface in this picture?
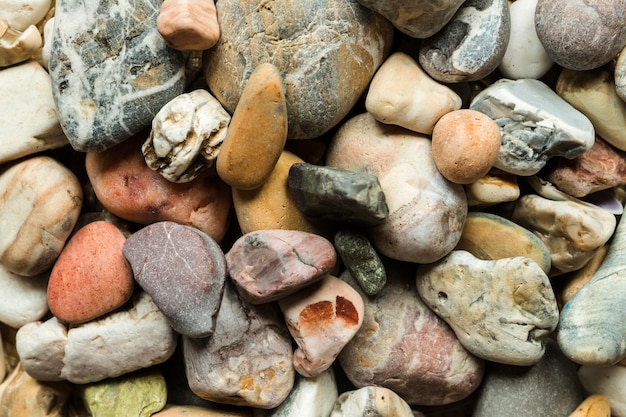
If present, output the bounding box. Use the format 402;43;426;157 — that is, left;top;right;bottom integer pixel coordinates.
338;260;485;406
330;386;413;417
512;194;616;273
0;155;82;276
418;0;510;83
333;229;386;296
464;169;520;207
16;291;178;384
578;366;626;417
123;221;227;338
278;275;364;377
226;229;336;304
471;339;585;417
86;134;232;242
217;63;287;190
184;282;294;409
559;245;609;308
616;48;626;103
153;405;253;417
204;0;393;139
0;20;42;67
49;0;185;151
431;109;501;184
288;163;389;227
567;394;611;417
326;113;467;264
80;368;167;417
0;265;48;328
557;214;626;366
143;89;231;183
365;51;462;134
535;0;626;71
416;250;559;365
48;221;134;325
157;0;219;51
498;0;553;79
0;0;51;30
470;78;596;176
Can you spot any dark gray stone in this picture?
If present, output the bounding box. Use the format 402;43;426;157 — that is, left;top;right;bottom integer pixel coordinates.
288;162;389;227
49;0;186;152
334;229;386;296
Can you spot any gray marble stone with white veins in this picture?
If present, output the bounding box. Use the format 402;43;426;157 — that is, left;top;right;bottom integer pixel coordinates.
49;0;186;152
470;78;595;176
416;250;559;366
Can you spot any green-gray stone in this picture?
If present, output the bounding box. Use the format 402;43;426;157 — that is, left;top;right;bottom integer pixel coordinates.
80;368;167;417
334;229;386;295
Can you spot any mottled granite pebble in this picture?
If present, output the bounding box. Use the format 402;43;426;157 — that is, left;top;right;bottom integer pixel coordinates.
330;386;413;417
288;163;389;227
578;366;626;417
470;78;595;176
0;265;48;328
227;229;336;304
567;394;611;417
123;221;226;338
204;0;393;139
49;0;185;151
334;229;386;296
418;0;510;83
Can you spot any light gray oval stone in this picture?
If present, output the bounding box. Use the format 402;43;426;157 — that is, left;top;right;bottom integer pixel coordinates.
0;265;48;328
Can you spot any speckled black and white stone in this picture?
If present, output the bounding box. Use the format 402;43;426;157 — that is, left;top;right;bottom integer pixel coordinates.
49;0;186;152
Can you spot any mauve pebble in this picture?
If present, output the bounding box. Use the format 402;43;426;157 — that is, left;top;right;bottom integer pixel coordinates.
123;221;226;338
47;221;134;325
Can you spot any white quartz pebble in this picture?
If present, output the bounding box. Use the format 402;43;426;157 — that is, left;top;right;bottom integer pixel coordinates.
0;0;52;30
578;364;626;417
0;264;48;328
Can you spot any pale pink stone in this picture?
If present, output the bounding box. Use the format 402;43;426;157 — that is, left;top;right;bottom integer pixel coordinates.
157;0;220;51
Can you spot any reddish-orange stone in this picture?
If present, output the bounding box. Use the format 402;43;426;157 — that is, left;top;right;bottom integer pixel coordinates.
47;221;135;325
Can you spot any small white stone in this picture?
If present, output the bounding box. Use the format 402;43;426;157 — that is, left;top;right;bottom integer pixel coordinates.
464;169;520;208
0;19;42;67
0;264;48;328
16;316;68;382
0;0;52;31
578;364;626;417
40;16;53;70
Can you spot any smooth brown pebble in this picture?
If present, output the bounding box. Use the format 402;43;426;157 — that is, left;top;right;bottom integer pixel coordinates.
568;394;611;417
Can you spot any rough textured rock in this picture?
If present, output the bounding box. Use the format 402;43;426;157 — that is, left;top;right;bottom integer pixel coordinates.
226;229;336;304
535;0;626;71
0;265;49;328
330;386;413;417
49;0;186;151
263;369;338;417
123;221;227;338
333;229;386;296
204;0;394;139
288;163;389;227
578;366;626;417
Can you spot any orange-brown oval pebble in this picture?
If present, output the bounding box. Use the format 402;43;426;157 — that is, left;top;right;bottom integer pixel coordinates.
568;394;611;417
431;109;501;184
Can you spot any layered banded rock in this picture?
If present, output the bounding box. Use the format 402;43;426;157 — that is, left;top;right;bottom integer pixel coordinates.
49;0;185;151
204;0;394;139
330;386;413;417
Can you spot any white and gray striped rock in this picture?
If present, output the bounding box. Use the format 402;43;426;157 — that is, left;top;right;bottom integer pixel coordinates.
416;250;559;366
16;291;177;384
49;0;186;152
470;78;595;176
418;0;511;83
330;386;413;417
184;281;294;409
0;265;48;328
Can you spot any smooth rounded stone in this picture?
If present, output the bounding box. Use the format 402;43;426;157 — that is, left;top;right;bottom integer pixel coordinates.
287;163;389;227
0;60;67;164
568;394;611;417
512;194;616;273
204;0;393;140
184;281;294;409
416;250;559;365
431;109;501;184
472;339;585;417
155;405;253;417
80;368;167;417
559;245;609;308
578;366;626;417
40;17;53;69
470;78;596;176
0;156;82;276
217;63;287;191
86;134;232;242
334;229;386;296
338;260;485;406
557;65;626;152
226;229;336;304
0;363;71;417
326;113;467;264
232;150;322;235
365;52;462;134
0;0;51;31
0;332;4;383
49;0;185;152
455;211;551;274
123;221;226;338
498;0;552;79
418;0;510;83
143;89;231;183
156;0;219;51
535;0;626;71
0;265;48;328
557;214;626;367
48;221;134;325
464;169;520;207
0;20;42;67
616;48;626;102
330;386;413;417
16;291;178;384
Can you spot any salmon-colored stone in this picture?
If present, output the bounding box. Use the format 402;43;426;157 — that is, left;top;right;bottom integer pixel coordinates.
157;0;220;51
216;63;288;190
47;221;134;325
